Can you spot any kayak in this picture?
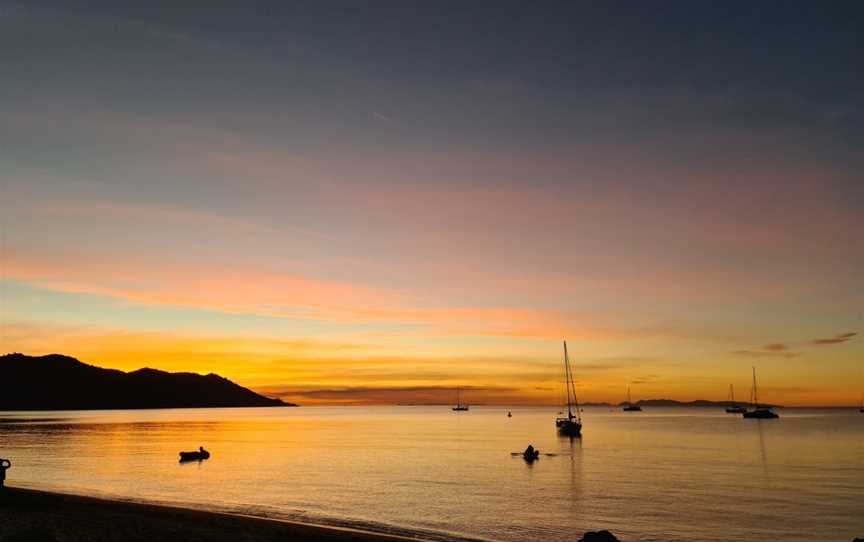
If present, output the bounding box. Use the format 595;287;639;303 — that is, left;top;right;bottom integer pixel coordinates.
523;450;540;461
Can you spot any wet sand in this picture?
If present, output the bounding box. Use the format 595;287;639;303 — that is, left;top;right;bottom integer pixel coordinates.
0;487;429;542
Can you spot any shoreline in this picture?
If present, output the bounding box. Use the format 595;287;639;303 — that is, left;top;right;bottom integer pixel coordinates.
0;486;441;542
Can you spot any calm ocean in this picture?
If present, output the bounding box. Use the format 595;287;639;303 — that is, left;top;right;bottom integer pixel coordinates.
1;406;862;541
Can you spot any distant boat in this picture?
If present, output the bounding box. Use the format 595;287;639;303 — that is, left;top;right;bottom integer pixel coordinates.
179;446;210;462
555;341;582;436
622;386;642;411
507;411;512;418
452;388;469;411
742;367;779;419
725;384;747;414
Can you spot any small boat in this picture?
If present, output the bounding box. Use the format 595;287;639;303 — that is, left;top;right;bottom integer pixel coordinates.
743;408;779;419
555;340;582;436
742;367;779;419
179;446;211;462
452;387;469;411
725;384;747;414
522;444;540;462
507;411;512;418
622;386;642;411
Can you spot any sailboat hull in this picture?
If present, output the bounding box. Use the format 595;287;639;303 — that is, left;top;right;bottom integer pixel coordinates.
742;408;778;419
622;406;642;411
556;419;582;435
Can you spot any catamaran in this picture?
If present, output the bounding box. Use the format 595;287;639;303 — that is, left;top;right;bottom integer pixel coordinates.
555;340;582;436
622;386;642;411
742;367;779;419
452;387;469;411
725;384;746;413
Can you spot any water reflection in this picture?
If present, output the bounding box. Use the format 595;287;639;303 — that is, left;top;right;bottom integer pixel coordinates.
0;417;69;424
0;406;862;542
755;419;770;484
564;433;582;502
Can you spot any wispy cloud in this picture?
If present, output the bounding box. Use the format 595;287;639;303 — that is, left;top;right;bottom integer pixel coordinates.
263;385;526;405
630;374;660;385
731;339;800;358
34;198;333;242
811;332;857;345
731;350;797;358
5;248;734;343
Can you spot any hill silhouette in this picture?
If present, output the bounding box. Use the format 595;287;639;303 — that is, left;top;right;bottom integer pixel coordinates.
581;399;781;408
0;353;295;410
625;398;780;408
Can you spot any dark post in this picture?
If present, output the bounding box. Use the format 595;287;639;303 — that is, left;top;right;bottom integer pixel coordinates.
0;458;10;488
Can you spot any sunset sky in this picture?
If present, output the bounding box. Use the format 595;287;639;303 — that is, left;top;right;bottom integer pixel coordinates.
1;1;862;406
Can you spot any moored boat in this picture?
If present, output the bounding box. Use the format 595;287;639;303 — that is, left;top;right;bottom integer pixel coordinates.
742;408;778;419
742;367;778;419
555;341;583;436
622;387;642;411
452;387;469;411
725;384;746;413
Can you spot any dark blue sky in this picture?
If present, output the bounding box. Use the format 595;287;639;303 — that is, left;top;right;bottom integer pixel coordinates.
3;1;862;150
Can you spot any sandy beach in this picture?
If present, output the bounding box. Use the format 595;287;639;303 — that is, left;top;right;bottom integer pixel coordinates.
0;487;429;542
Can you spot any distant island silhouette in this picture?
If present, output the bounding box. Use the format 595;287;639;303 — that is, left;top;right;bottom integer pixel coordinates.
0;353;295;410
582;399;781;408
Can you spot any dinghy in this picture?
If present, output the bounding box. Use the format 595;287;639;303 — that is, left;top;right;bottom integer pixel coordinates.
179;446;211;461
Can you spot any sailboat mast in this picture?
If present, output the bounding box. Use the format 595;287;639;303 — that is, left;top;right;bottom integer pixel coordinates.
570;358;580;422
563;341;572;418
562;340;580;422
751;367;758;408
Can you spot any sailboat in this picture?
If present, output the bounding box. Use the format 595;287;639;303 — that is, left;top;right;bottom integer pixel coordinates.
452;387;469;411
555;341;582;436
742;367;779;419
622;386;642;411
725;384;747;414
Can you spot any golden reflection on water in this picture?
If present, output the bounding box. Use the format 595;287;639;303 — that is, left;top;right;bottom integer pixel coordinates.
1;406;863;542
